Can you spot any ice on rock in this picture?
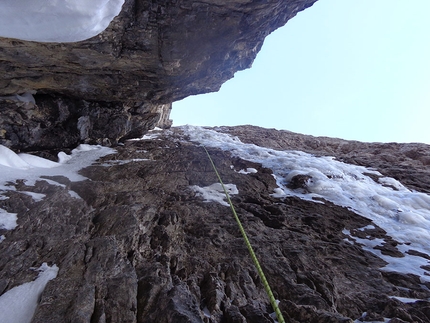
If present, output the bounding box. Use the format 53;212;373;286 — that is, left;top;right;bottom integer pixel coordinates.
191;183;239;207
181;125;430;280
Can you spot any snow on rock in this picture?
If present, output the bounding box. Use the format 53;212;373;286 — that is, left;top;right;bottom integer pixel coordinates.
18;153;60;169
0;263;59;323
191;183;239;207
0;92;36;105
343;228;430;282
238;167;258;174
0;144;115;240
181;125;430;275
0;0;125;42
20;191;46;202
0;145;31;169
0;144;115;188
0;144;60;169
0;208;17;231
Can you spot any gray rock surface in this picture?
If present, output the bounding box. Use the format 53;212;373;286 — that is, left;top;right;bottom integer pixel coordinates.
1;126;429;323
0;0;317;151
0;94;171;151
0;0;317;103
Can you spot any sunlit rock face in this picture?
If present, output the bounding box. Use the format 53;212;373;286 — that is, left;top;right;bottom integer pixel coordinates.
1;126;429;323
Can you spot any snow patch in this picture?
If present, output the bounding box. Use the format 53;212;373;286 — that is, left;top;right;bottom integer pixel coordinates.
238;168;258;174
343;228;430;282
0;144;115;234
357;224;376;231
0;208;18;230
354;312;390;323
191;183;238;207
140;133;161;140
68;190;82;199
0;92;36;105
0;144;115;187
100;158;150;166
0;263;59;323
389;296;427;303
20;191;46;202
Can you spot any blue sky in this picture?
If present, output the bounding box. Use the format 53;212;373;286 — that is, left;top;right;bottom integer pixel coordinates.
171;0;430;144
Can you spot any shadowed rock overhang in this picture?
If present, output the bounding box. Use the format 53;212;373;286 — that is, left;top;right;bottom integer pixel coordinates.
0;0;317;151
0;0;317;103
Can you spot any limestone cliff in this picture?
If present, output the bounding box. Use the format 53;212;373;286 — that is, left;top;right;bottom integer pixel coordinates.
1;126;430;323
0;0;317;151
2;1;430;323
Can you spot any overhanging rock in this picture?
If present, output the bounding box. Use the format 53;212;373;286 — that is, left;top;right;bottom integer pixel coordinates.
0;0;317;102
0;0;317;151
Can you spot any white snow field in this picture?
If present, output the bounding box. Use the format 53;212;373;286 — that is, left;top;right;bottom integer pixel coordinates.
181;125;430;282
191;183;239;207
0;263;58;323
0;0;125;42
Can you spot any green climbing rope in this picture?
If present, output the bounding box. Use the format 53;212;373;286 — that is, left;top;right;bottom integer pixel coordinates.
203;146;286;323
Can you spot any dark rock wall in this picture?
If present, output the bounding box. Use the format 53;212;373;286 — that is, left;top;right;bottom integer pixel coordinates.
0;95;171;151
1;127;429;323
0;0;317;103
0;0;317;151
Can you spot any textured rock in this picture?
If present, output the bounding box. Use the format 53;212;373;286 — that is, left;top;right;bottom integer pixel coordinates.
0;94;171;151
0;0;317;151
221;125;430;194
0;0;317;103
1;126;429;323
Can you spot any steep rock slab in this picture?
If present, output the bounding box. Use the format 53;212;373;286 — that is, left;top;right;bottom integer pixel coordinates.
1;127;429;322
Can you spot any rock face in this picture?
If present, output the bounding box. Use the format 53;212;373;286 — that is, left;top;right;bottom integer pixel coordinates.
0;95;172;151
0;0;317;102
0;0;317;151
1;1;430;322
1;126;430;323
